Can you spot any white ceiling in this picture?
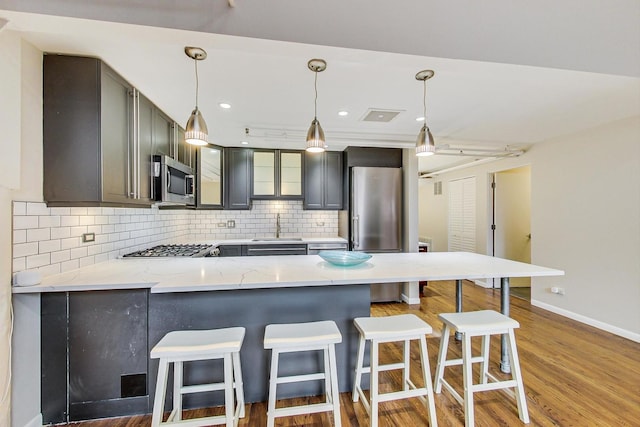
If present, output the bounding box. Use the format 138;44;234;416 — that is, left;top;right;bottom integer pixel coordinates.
2;8;639;174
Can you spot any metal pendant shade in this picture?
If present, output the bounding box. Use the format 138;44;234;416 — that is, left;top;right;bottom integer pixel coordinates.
306;59;327;153
185;107;209;146
184;46;209;146
306;118;325;153
415;124;436;156
415;69;436;157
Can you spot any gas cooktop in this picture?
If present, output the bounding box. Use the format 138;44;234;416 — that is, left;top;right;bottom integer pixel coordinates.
122;244;213;258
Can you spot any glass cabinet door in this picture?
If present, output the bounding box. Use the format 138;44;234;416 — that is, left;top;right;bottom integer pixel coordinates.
198;145;223;207
253;151;276;196
280;151;302;197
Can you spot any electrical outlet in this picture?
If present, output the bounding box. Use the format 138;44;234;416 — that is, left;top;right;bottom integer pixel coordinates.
217;222;227;227
316;221;325;226
82;233;95;243
227;220;236;228
550;287;565;295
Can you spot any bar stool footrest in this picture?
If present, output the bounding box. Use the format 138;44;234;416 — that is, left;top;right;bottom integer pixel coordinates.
275;372;326;384
272;402;335;418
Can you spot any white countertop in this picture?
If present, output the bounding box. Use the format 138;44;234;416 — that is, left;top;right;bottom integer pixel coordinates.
208;237;347;245
12;252;563;294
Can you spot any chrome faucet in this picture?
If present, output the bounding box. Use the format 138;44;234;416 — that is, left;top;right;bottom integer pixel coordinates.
276;213;281;238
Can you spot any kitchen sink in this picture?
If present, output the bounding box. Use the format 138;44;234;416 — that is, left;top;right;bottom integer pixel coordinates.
251;238;303;241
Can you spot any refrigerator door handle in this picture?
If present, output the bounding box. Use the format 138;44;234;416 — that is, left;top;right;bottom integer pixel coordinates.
352;215;359;249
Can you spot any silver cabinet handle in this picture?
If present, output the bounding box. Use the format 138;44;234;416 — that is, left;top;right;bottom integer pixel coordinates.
352;215;359;249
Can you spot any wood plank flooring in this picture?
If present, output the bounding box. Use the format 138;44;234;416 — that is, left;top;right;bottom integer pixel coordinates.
59;280;640;426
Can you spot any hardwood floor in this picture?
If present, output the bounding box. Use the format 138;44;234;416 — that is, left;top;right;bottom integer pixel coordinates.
60;280;640;426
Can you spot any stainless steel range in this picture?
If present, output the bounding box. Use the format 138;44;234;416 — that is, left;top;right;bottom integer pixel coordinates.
122;244;214;258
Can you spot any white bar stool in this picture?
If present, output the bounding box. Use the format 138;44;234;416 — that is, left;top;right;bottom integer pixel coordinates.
150;327;246;427
433;310;529;426
352;314;438;427
263;320;342;427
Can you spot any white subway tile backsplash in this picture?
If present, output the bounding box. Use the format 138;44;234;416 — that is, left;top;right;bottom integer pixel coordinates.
39;240;61;254
39;215;61;228
51;250;71;264
26;202;50;216
27;228;51;242
12;200;336;278
51;227;71;239
14;242;39;258
13;230;26;244
13;202;26;216
13;216;39;230
26;253;50;269
61;216;80;227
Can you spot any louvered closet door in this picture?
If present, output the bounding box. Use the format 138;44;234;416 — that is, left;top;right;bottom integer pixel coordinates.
448;177;476;252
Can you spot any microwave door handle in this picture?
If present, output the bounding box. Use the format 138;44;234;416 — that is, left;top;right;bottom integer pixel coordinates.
185;175;195;197
166;170;171;191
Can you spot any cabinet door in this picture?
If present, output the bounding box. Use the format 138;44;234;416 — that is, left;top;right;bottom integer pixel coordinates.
324;151;343;209
303;151;324;209
252;150;276;197
279;151;303;198
152;108;173;157
137;92;154;203
225;147;251;209
177;126;195;169
303;151;343;210
198;145;223;208
68;290;149;420
100;65;133;204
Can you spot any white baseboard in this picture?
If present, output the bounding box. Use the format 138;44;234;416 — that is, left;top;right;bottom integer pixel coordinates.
401;293;421;305
531;299;640;343
473;279;494;289
22;413;43;427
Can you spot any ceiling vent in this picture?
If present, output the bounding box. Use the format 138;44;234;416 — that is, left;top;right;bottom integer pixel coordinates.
361;109;403;123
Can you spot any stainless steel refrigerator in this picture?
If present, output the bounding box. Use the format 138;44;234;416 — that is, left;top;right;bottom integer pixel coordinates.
350;166;403;302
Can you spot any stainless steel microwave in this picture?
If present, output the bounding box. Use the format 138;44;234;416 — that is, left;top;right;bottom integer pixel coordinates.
153;155;195;206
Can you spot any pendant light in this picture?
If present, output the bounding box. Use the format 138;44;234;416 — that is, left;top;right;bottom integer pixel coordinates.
415;70;436;156
306;59;327;153
184;46;209;146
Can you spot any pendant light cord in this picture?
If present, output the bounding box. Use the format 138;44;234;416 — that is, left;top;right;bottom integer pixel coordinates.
314;71;318;118
423;79;427;122
194;58;199;109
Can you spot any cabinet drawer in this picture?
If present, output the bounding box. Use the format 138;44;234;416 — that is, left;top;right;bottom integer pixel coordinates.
242;244;307;256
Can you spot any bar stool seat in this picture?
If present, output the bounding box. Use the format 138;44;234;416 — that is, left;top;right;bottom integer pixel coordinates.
264;320;342;427
151;327;246;427
352;314;438;427
434;310;529;426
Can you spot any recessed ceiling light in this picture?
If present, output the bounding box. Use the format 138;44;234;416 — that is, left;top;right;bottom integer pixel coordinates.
416;116;425;122
219;103;231;109
338;111;349;116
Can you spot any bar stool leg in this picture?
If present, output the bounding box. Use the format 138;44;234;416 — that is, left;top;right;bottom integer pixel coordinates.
403;339;410;391
371;340;379;427
222;353;233;427
480;334;490;384
173;361;183;421
323;347;332;403
507;329;530;423
461;333;474;427
434;324;451;393
419;335;438;427
152;359;169;427
232;351;245;419
352;335;366;402
267;349;280;427
328;344;342;427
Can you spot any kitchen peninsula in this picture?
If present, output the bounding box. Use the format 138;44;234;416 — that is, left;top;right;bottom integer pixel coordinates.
15;252;563;423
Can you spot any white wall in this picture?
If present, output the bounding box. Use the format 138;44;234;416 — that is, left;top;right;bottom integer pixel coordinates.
1;31;42;427
419;116;640;340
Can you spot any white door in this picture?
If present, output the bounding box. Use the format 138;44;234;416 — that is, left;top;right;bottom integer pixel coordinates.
448;177;476;252
493;166;531;287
